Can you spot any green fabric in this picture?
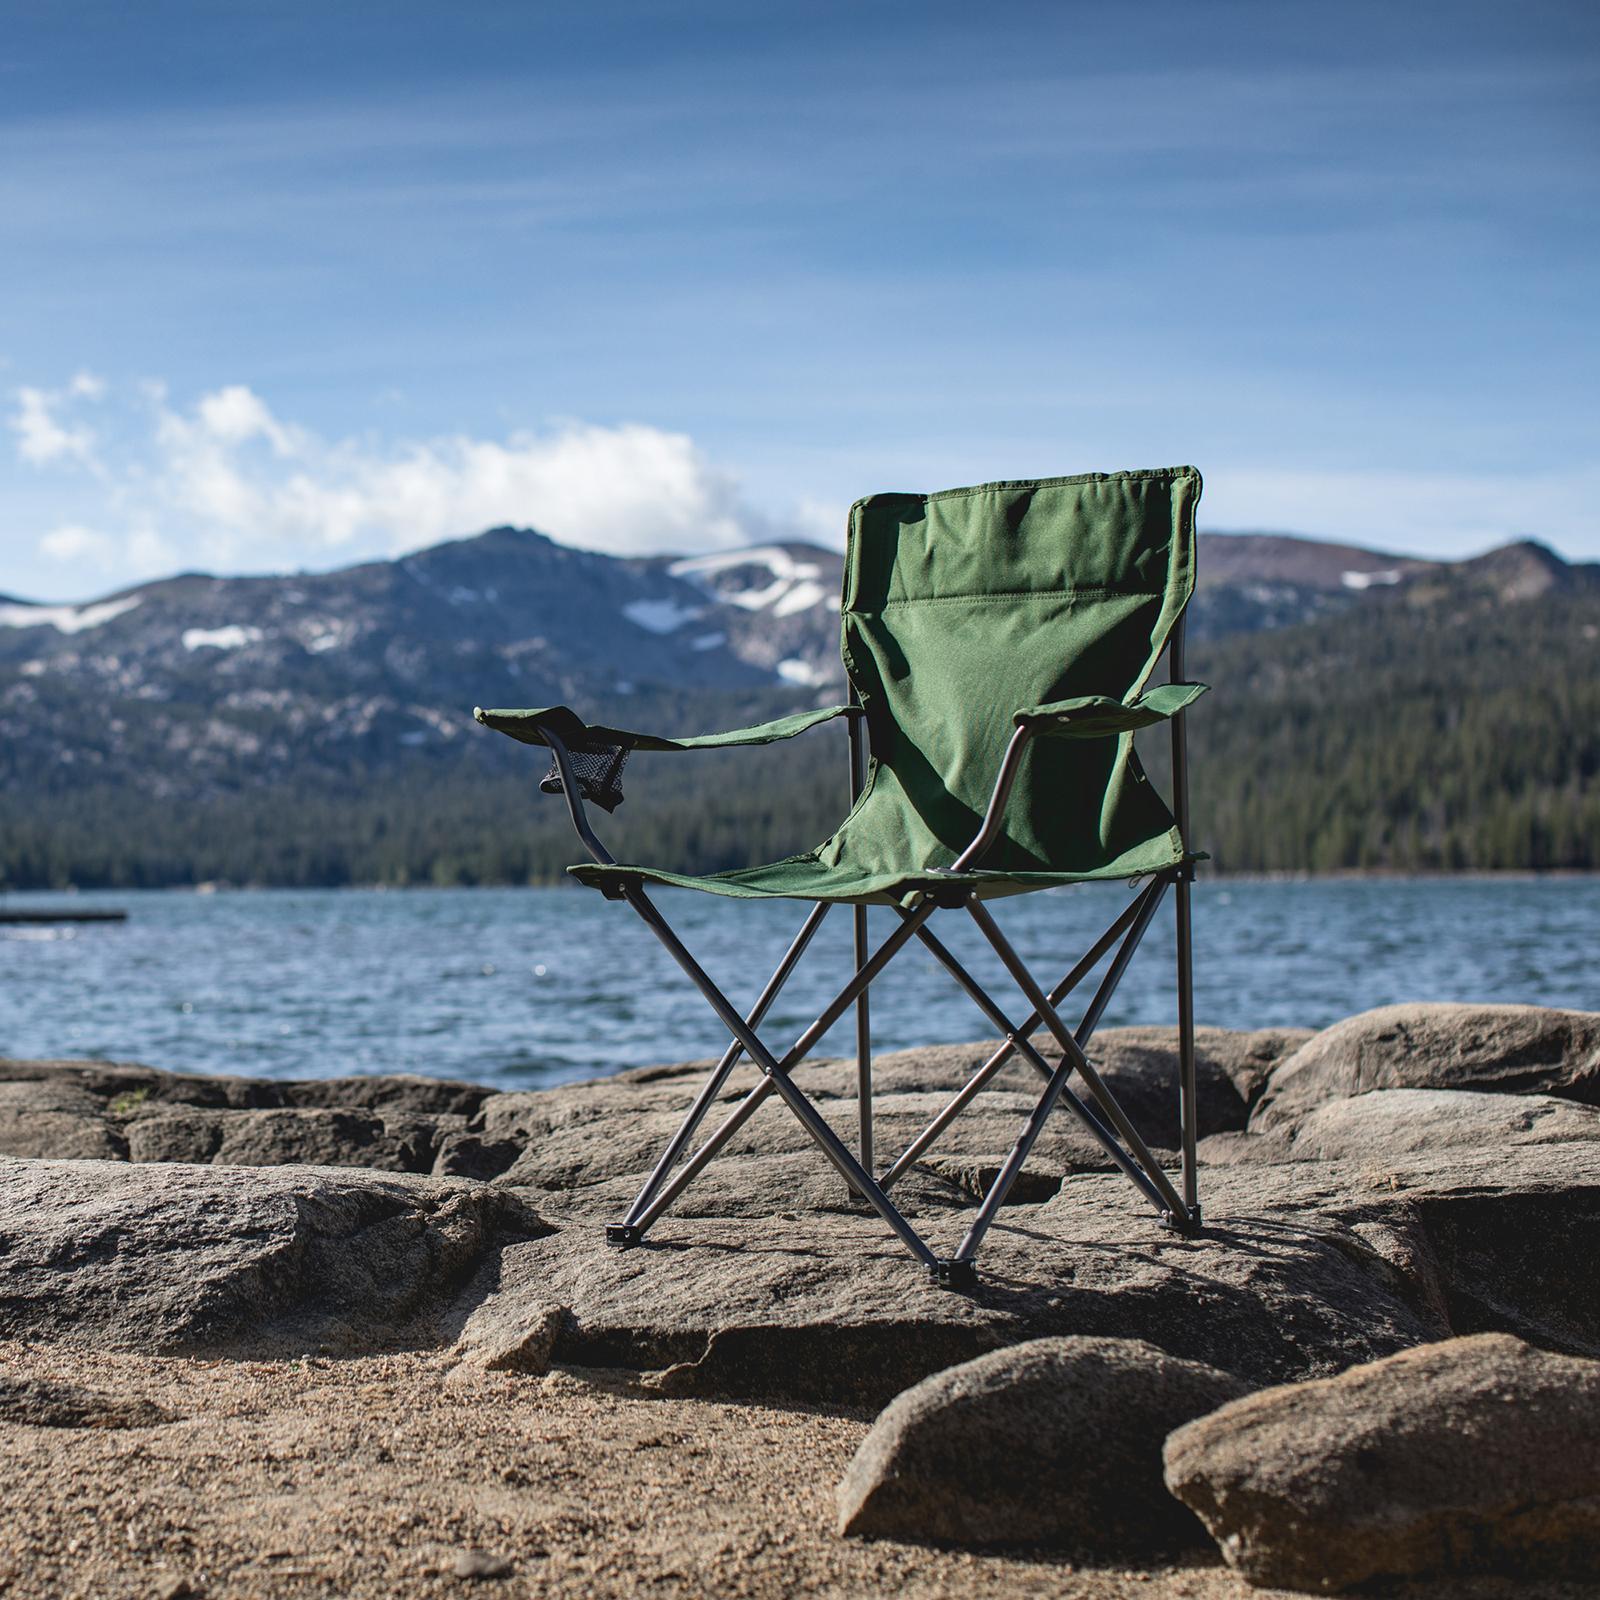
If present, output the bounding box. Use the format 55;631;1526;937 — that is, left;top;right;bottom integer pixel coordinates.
570;854;1189;903
1017;681;1209;738
558;468;1205;906
473;702;853;752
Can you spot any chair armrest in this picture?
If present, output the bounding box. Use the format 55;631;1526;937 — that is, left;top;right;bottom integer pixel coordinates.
473;702;857;751
1014;682;1208;739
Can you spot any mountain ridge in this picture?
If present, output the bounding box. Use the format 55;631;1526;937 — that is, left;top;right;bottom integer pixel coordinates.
7;524;1593;610
4;523;1590;661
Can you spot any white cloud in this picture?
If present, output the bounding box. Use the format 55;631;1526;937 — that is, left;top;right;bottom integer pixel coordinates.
9;376;813;593
194;384;298;452
21;375;1593;601
38;523;115;563
10;383;100;467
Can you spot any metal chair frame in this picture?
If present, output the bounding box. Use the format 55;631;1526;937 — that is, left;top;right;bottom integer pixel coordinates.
527;619;1201;1289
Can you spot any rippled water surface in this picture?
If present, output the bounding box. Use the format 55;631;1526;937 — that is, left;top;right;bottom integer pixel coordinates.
1;879;1595;1086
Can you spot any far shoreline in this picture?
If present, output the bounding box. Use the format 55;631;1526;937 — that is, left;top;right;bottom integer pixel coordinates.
4;868;1598;897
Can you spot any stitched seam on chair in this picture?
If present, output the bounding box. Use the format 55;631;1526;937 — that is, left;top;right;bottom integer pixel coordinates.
848;468;1197;514
852;586;1163;612
918;471;1192;505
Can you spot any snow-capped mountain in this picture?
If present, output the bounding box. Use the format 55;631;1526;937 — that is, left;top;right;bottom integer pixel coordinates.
0;525;850;796
640;543;843;688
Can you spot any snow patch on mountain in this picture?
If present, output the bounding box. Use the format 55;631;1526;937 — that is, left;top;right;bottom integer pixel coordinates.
669;547;835;614
776;657;830;687
182;625;263;652
0;596;142;634
622;597;704;634
302;623;349;653
773;580;828;616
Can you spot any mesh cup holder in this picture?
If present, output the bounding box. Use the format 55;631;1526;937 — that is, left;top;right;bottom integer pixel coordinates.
541;743;628;812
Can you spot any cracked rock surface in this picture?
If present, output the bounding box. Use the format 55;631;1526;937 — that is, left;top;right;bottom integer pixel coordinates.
1;1007;1598;1410
0;1156;549;1355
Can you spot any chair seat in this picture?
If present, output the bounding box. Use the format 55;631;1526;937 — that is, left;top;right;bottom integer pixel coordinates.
570;833;1190;906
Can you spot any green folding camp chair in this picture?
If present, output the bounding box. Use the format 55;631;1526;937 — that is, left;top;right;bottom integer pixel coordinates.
475;467;1207;1287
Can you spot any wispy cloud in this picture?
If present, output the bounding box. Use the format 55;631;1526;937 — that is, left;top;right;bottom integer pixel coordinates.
8;373;104;467
10;376;809;589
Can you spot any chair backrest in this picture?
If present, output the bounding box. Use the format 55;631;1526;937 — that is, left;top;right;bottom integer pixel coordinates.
829;468;1200;881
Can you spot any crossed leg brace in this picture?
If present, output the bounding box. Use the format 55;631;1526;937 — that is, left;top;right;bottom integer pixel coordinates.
602;869;1201;1287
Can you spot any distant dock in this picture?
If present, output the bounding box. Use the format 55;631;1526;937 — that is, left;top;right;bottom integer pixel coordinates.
0;908;127;925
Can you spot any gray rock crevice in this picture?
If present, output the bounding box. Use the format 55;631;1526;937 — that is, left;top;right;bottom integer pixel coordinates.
1252;1003;1600;1131
0;1157;551;1357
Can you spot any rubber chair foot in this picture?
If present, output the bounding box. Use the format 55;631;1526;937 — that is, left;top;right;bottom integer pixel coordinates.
1159;1205;1203;1236
605;1223;643;1250
928;1258;979;1293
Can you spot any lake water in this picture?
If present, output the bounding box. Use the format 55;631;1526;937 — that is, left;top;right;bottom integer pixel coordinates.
1;879;1595;1088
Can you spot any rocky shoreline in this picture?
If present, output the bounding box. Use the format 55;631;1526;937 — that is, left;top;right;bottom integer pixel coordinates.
2;1002;1598;1596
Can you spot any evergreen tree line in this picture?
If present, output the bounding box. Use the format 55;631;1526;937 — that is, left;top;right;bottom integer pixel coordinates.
0;743;855;890
1169;586;1600;872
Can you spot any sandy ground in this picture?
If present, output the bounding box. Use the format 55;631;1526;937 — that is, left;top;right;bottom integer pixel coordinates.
1;1340;1595;1600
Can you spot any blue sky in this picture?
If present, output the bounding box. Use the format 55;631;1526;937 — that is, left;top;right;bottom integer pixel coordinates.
2;0;1597;600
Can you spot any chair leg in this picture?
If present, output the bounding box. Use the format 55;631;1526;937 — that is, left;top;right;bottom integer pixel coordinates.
854;902;873;1185
955;1045;1081;1261
615;885;941;1269
848;706;874;1188
879;880;1161;1193
621;901;832;1230
953;875;1181;1257
966;897;1196;1227
1076;879;1169;1042
626;903;934;1240
1175;873;1201;1225
627;1071;779;1239
895;899;1175;1214
1168;614;1202;1229
597;879;1200;1277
